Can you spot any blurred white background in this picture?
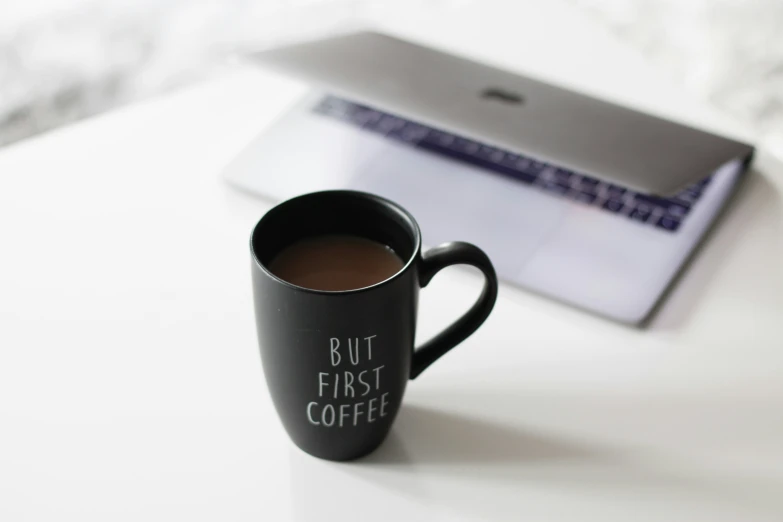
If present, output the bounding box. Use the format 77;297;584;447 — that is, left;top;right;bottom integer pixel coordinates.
1;0;782;151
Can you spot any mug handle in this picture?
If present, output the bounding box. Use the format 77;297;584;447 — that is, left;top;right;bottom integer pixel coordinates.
411;242;499;379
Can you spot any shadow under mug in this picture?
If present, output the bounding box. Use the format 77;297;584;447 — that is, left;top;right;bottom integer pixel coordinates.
250;190;498;460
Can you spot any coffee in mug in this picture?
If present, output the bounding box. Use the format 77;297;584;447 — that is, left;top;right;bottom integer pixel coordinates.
267;235;404;291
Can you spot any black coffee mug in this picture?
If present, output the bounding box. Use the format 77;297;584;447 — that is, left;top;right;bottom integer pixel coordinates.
250;191;498;460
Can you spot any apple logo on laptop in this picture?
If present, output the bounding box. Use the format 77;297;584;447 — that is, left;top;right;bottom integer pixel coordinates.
481;87;524;105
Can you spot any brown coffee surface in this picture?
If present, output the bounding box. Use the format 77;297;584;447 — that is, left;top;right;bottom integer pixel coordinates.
268;235;404;291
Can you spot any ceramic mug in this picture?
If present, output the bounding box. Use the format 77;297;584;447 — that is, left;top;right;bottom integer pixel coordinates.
250;191;498;460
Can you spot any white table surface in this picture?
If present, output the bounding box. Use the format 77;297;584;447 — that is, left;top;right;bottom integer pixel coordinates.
1;2;782;521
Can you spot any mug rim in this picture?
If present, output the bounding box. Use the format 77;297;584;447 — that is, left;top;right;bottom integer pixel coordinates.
250;190;422;295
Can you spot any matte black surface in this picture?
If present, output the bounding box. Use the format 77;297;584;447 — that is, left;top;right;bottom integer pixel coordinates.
250;191;498;460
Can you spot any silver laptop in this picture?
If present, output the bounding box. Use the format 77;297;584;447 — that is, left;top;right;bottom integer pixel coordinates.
224;31;754;324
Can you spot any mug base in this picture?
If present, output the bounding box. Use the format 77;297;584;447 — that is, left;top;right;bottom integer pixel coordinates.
293;434;389;462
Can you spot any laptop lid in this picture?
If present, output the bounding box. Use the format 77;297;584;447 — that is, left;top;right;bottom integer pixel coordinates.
245;31;754;196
